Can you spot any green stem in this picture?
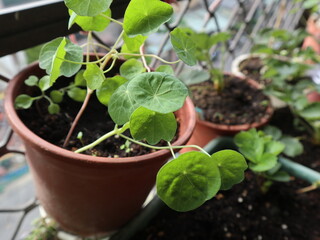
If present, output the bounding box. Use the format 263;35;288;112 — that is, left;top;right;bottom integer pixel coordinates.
117;53;181;65
100;13;124;26
55;55;108;65
75;123;130;153
118;133;210;156
103;57;117;74
167;142;176;159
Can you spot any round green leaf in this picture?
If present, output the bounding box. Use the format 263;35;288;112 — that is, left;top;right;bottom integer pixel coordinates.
121;33;147;55
25;75;39;86
249;153;277;172
123;0;173;37
96;75;127;106
67;87;87;102
170;28;197;66
48;103;60;114
74;70;87;86
68;9;111;31
156;152;221;212
15;94;34;109
39;75;51;91
156;65;174;75
263;125;282;140
64;0;112;17
299;102;320;120
108;82;139;125
50;90;64;103
84;63;105;90
264;141;285;156
129;106;177;145
211;150;247;191
128;72;188;114
119;59;145;80
280;136;303;157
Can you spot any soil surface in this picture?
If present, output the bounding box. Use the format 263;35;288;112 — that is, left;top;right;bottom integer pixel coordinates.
17;77;178;158
131;107;320;240
239;57;271;85
190;76;271;125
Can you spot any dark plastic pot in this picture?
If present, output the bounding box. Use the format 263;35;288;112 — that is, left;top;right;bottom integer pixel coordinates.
4;62;196;236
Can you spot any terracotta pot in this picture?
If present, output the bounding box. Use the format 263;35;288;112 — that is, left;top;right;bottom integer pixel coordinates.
4;62;196;236
183;76;273;151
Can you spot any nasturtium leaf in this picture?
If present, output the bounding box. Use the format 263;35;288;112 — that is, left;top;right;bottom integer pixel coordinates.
39;37;83;82
263;125;282;140
67;87;87;102
179;69;210;85
108;82;139;125
211;150;247;190
128;72;188;114
68;11;78;29
298;102;320;120
15;94;34;109
50;90;64;103
156;65;174;75
25;75;38;86
38;75;51;91
210;32;232;46
234;129;264;163
121;33;147;55
119;59;145;80
96;76;128;106
129;106;177;144
84;64;105;90
48;103;60;114
156;152;221;212
280;136;303;157
64;0;112;17
68;9;111;31
123;0;173;37
74;70;87;86
49;37;67;84
249;153;277;172
170;28;197;66
264;141;285;156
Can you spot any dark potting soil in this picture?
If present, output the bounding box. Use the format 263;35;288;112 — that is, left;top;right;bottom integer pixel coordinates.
239;57;271;86
190;76;271;125
17;79;178;158
131;107;320;240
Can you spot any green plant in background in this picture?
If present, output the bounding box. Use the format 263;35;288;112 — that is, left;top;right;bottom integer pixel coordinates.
234;126;303;184
25;218;58;240
13;0;248;212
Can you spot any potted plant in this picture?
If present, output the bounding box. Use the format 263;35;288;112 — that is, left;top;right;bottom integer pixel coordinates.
176;28;273;148
4;0;248;237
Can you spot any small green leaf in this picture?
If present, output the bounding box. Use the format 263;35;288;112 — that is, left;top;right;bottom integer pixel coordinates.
249;153;277;172
39;75;51;91
108;82;139;125
170;28;197;66
128;72;188;114
50;90;64;103
15;94;34;109
74;70;87;86
49;37;67;84
123;0;173;37
25;75;39;86
280;136;304;157
48;103;60;114
179;69;210;85
156;152;221;212
266;171;291;182
96;75;128;106
68;9;111;31
67;87;87;102
156;65;174;75
264;141;285;156
64;0;112;17
119;59;145;80
129;106;177;144
299;102;320;120
121;33;147;55
210;32;232;46
263;125;282;140
211;150;247;190
84;64;105;90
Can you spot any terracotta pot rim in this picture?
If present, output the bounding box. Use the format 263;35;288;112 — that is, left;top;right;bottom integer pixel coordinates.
4;62;196;165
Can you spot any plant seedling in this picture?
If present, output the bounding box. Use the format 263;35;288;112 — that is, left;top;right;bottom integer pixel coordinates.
14;0;248;211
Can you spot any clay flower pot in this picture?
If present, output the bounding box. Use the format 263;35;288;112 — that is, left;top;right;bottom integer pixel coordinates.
184;76;273;150
4;62;196;236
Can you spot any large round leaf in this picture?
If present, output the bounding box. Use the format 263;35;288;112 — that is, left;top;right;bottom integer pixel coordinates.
211;150;247;190
123;0;173;37
119;59;145;80
157;152;221;212
108;82;139;125
129;106;177;144
128;72;188;114
64;0;112;17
